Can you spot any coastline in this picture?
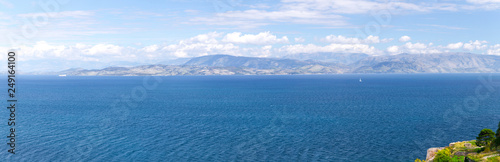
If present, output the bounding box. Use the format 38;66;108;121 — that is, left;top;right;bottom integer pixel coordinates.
422;140;499;162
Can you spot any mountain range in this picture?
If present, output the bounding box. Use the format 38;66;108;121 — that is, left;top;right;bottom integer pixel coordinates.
59;53;500;76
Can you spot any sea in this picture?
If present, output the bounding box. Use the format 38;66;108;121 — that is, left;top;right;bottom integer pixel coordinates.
1;74;500;161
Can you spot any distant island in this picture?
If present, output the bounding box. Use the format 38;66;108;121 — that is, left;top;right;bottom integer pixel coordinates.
416;122;500;162
52;53;500;76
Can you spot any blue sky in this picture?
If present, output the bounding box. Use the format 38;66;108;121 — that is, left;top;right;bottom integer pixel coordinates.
1;0;500;71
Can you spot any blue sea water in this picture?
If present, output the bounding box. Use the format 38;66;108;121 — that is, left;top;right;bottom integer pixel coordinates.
1;74;500;161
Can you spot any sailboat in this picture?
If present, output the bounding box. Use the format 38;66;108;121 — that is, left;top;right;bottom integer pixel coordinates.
359;78;362;83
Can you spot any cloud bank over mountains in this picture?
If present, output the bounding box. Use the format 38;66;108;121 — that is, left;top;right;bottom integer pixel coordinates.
2;31;499;73
6;32;500;64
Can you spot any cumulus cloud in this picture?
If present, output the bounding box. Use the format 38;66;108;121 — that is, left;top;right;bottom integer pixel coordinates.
386;42;441;54
399;36;411;42
463;40;488;51
487;44;500;55
446;42;464;49
84;44;124;56
222;32;289;45
386;46;399;53
6;31;500;72
131;32;281;58
7;32;283;65
251;45;273;57
18;41;66;59
323;35;391;44
6;32;235;62
161;41;239;58
184;32;223;44
387;40;492;54
152;32;238;57
278;43;380;55
9;42;106;62
141;45;159;53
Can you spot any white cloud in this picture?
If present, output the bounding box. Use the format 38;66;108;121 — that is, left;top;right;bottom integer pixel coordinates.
324;35;391;44
6;31;500;72
365;35;392;44
161;41;239;58
463;40;488;51
403;42;426;49
184;32;223;44
386;42;441;54
279;43;380;55
252;45;273;57
387;46;399;53
446;42;464;49
222;32;289;45
399;36;411;42
142;45;159;53
3;32;249;64
21;41;66;59
487;44;500;55
387;40;493;54
84;44;124;56
161;34;239;57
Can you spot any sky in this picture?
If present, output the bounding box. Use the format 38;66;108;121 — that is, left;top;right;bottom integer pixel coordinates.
0;0;500;72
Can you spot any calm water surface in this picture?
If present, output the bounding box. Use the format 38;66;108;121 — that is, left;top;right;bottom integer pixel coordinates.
2;74;500;161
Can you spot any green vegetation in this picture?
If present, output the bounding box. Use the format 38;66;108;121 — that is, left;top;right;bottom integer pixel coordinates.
497;122;500;138
415;158;426;162
471;147;486;153
451;156;465;162
477;129;496;146
434;148;452;162
468;153;489;161
487;156;500;162
469;140;477;147
416;121;500;162
495;122;500;149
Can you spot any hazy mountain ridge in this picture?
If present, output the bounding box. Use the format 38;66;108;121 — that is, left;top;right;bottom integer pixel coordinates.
352;53;500;73
283;53;370;65
62;53;500;76
64;64;344;76
184;54;337;69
